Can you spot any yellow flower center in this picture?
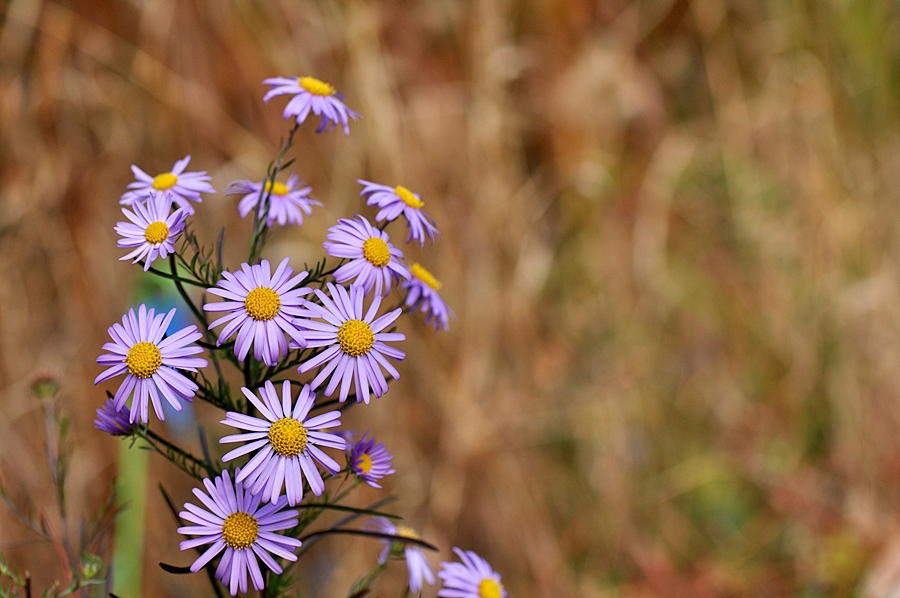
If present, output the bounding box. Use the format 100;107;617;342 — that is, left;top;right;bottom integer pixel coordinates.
410;263;442;290
221;511;258;550
268;418;308;457
299;76;335;96
337;319;375;357
263;181;290;196
126;341;162;379
362;237;391;268
356;453;373;474
244;287;281;321
478;579;503;598
395;525;420;541
151;172;178;191
394;185;424;209
144;221;169;244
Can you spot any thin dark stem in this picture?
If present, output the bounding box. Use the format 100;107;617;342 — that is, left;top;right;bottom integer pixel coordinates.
295;528;438;552
144;264;206;287
249;122;300;264
169;254;208;327
143;428;217;477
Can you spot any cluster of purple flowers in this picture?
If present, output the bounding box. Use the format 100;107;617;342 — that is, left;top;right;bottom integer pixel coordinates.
91;74;497;596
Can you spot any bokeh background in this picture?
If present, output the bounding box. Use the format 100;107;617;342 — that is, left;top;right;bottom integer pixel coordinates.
4;0;900;596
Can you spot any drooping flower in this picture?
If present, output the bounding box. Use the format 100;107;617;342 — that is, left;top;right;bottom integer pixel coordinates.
295;283;405;404
220;381;344;506
323;215;410;297
438;548;507;598
226;175;321;227
178;469;301;596
348;432;395;488
204;258;309;366
94;397;136;436
120;155;215;215
115;193;188;271
358;180;439;246
94;305;207;424
403;262;455;332
368;517;435;593
263;76;361;135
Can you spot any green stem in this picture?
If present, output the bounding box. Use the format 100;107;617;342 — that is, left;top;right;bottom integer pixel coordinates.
141;428;217;479
144;264;206;287
249;122;301;264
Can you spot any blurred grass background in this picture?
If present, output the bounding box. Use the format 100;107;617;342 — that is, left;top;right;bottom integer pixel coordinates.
3;0;900;596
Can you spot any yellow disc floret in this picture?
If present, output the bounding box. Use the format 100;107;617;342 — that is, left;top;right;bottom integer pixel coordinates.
410;263;442;291
126;341;162;379
221;511;259;550
337;319;375;357
268;418;308;457
395;525;420;541
356;453;373;474
263;181;290;196
144;221;169;244
299;76;335;96
362;237;391;268
244;287;281;321
478;579;503;598
394;185;424;209
152;172;178;191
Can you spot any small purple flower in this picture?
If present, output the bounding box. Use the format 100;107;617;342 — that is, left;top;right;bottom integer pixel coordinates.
178;469;301;596
295;283;405;404
204;258;309;366
323;215;410;297
120;155;215;215
220;381;345;506
263;76;361;135
115;193;187;271
94;305;207;424
438;548;507;598
94;397;135;436
358;180;439;246
368;517;435;592
348;432;395;488
403;263;455;332
226;175;322;227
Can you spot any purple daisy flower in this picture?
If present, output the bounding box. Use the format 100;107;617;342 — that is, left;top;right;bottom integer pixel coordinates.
220;381;344;506
94;397;135;436
178;469;301;596
348;432;395;488
115;193;188;271
203;258;309;366
368;517;435;593
226;175;322;227
358;180;439;246
323;215;410;297
295;283;405;404
403;263;455;332
94;305;207;424
438;548;507;598
263;76;361;135
120;155;215;215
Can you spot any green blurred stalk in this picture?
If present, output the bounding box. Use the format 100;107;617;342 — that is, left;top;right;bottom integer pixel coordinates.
112;440;148;597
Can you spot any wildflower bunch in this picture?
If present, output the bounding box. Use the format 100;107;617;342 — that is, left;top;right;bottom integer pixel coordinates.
93;74;493;596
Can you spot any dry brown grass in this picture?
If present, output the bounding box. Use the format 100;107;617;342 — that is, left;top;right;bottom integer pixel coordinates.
5;0;900;596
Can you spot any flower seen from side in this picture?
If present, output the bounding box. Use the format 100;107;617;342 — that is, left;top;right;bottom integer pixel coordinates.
358;180;439;246
94;305;207;423
220;381;345;506
368;517;435;593
120;155;215;214
403;262;455;332
226;175;321;227
94;397;136;436
438;548;507;598
263;76;361;135
115;193;188;270
295;283;405;404
348;432;395;488
204;258;309;366
178;469;301;596
323;215;409;297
